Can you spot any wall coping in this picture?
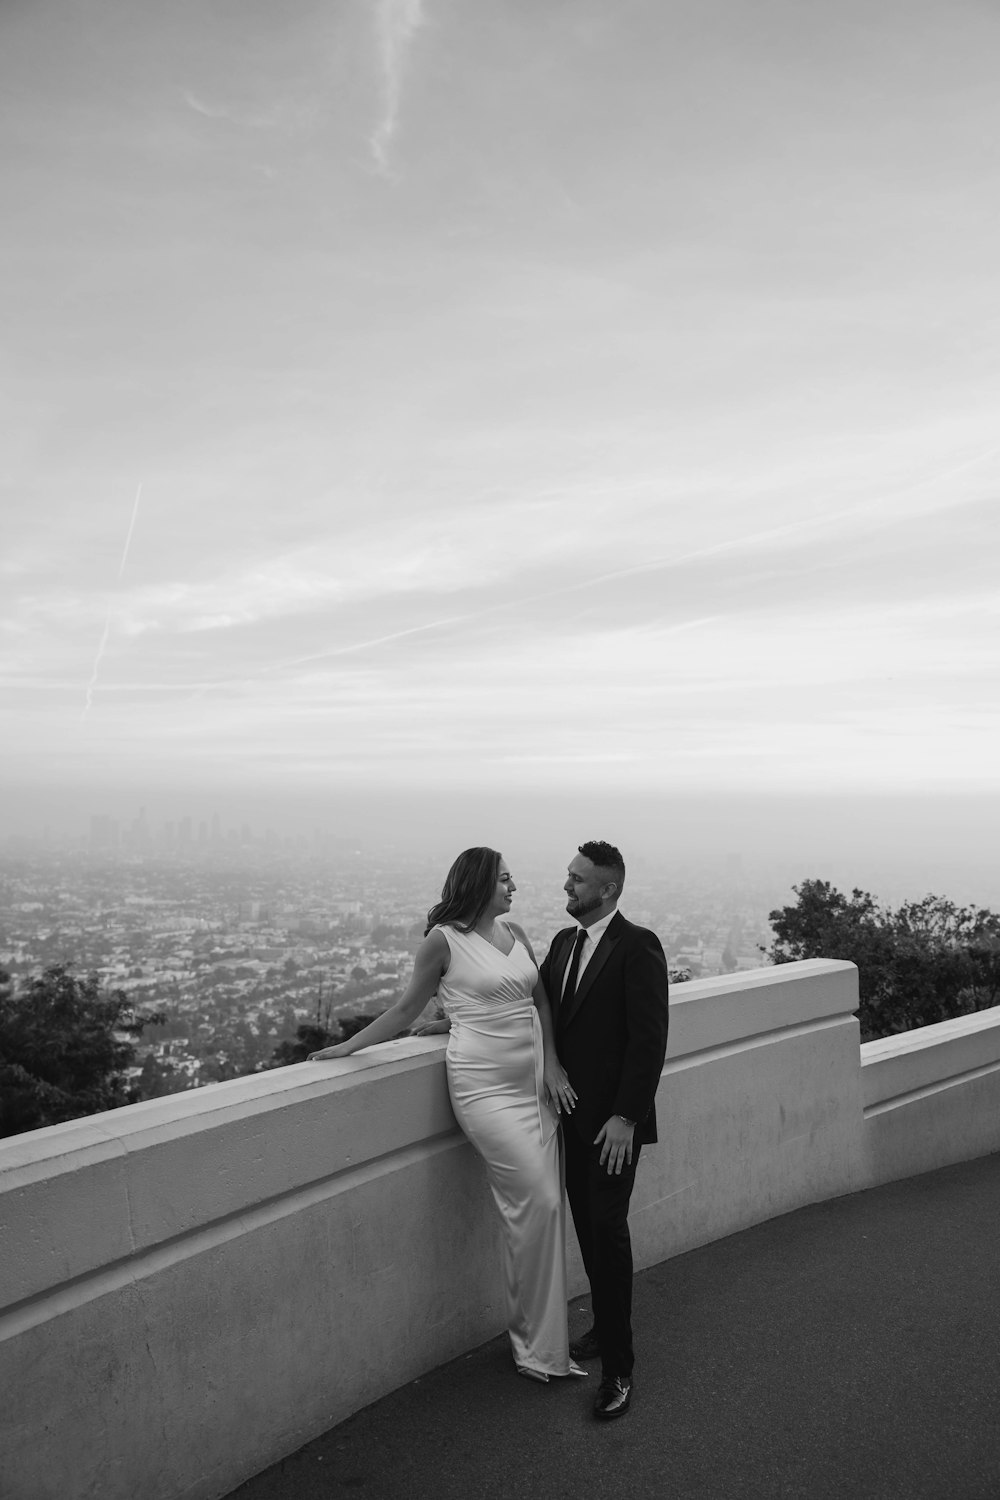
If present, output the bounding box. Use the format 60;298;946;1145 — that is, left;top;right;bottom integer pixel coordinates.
0;1037;455;1310
0;958;857;1173
0;961;861;1315
861;1006;1000;1108
665;958;857;1059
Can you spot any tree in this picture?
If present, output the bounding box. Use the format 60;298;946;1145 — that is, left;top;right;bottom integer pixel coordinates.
136;1051;190;1100
0;964;166;1138
337;1012;386;1041
269;1023;335;1067
764;880;1000;1042
266;1011;388;1068
198;1055;244;1084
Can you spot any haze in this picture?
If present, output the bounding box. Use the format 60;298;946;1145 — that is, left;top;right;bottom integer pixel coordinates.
2;0;998;896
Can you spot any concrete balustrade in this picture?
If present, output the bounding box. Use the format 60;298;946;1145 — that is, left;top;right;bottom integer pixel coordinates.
632;959;866;1263
3;959;1000;1500
862;1007;1000;1185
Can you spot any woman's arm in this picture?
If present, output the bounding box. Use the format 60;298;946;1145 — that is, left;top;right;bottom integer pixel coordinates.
308;930;450;1059
508;921;576;1117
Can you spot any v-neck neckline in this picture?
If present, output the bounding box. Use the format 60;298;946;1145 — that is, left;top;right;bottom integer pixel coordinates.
471;922;516;959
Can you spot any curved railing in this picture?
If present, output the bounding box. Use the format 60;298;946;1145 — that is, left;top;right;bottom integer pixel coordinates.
3;959;1000;1500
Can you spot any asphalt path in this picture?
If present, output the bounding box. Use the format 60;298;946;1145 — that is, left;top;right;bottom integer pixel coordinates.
231;1152;1000;1500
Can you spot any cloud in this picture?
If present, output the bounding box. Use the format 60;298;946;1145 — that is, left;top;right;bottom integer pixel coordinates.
370;0;426;176
180;88;317;133
182;90;236;122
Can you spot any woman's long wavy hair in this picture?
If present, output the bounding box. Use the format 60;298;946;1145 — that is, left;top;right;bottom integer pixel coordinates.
425;846;502;936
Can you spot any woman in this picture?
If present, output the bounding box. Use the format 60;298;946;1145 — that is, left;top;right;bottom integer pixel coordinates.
309;847;584;1383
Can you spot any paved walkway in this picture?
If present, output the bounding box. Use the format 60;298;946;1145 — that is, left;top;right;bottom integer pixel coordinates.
231;1153;1000;1500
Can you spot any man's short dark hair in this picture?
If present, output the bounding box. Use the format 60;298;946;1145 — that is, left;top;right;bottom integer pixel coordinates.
578;840;625;891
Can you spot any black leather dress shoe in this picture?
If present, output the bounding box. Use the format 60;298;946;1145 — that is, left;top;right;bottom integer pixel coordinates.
593;1375;632;1420
569;1328;601;1361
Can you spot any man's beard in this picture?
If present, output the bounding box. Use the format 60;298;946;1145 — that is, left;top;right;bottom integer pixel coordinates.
567;893;603;917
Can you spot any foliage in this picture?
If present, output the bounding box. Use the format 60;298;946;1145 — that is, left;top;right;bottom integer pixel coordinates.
268;1012;385;1067
337;1012;386;1041
764;879;1000;1041
135;1051;191;1099
270;1022;336;1067
0;964;166;1138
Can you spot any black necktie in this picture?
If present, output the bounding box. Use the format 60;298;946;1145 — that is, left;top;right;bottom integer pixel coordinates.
563;928;588;1001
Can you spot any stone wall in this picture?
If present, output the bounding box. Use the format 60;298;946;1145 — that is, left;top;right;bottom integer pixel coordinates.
3;960;1000;1500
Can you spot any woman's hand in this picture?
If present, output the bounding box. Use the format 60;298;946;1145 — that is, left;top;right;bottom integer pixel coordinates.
307;931;450;1062
543;1060;577;1115
307;1043;355;1061
412;1016;451;1036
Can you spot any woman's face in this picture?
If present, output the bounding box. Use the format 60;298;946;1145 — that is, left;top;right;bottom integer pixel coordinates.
488;857;516;917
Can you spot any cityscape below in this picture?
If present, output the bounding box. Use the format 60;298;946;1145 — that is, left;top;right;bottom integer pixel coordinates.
4;796;999;1101
2;806;790;1097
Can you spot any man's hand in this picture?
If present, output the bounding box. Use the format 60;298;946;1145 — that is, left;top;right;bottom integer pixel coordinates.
594;1116;635;1175
543;1060;577;1115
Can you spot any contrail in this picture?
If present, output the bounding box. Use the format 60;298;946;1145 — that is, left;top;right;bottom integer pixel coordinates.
370;0;425;176
82;482;143;719
116;480;143;579
259;612;472;675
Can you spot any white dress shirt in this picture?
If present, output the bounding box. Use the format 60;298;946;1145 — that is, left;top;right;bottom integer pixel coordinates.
561;907;619;998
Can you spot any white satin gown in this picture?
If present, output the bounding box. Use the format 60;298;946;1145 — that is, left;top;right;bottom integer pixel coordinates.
435;921;573;1378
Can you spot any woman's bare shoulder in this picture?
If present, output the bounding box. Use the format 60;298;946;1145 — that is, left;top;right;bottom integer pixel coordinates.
419;926;451;964
506;919;535;952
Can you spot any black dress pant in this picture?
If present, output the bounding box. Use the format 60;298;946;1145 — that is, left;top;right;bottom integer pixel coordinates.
563;1125;642;1378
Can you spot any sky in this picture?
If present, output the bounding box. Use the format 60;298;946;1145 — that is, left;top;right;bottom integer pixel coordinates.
2;0;999;855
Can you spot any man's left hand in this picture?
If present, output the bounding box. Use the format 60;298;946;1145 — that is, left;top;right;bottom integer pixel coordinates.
594;1116;635;1175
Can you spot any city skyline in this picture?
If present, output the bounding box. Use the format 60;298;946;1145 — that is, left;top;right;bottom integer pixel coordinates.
3;0;999;842
5;789;1000;914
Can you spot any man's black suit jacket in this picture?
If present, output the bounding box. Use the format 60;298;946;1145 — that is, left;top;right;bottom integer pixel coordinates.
539;911;670;1148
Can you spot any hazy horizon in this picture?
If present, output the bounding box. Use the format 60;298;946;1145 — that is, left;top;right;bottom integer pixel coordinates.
5;784;1000;910
3;0;998;884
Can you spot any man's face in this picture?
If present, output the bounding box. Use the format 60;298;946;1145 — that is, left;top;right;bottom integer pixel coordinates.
564;853;615;921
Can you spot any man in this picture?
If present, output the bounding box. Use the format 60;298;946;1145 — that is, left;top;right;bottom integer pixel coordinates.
540;841;670;1420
